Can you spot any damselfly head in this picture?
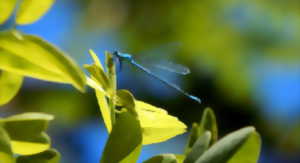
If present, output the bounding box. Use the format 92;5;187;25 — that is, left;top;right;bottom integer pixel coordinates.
112;51;120;57
113;51;133;61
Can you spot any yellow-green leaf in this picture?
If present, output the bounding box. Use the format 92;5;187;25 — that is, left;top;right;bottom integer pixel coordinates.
85;64;110;92
89;49;103;68
95;88;112;132
198;108;218;144
228;131;261;163
3;113;54;121
0;126;14;163
0;0;18;24
0;31;86;92
16;0;55;25
85;50;109;93
116;90;137;116
0;70;23;106
184;123;200;154
175;154;186;163
184;131;211;163
135;100;187;145
143;154;178;163
86;50;112;132
11;140;50;156
1;112;54;155
195;127;259;163
100;110;142;163
16;149;61;163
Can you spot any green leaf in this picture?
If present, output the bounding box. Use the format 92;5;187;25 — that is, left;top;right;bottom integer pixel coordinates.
195;127;259;163
184;131;211;163
85;50;110;92
0;31;86;92
100;110;142;163
185;108;217;154
1;112;54;155
94;87;112;132
135;100;187;145
184;123;199;154
89;49;102;68
16;0;55;25
143;154;178;163
85;50;112;132
0;70;23;106
228;131;261;163
0;0;18;24
116;90;137;116
0;126;14;163
198;108;218;144
85;64;109;91
16;149;61;163
175;155;185;163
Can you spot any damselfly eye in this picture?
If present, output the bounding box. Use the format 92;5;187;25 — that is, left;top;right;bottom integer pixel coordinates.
119;53;133;60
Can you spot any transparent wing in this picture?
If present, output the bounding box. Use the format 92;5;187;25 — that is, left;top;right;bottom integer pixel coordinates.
152;61;190;75
132;42;190;75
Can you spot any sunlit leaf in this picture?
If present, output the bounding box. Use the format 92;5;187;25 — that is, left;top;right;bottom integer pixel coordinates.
228;131;261;163
0;70;23;106
100;110;142;163
143;154;178;163
85;50;112;132
85;64;109;91
0;0;17;24
135;100;187;145
85;50;110;91
86;77;105;93
89;49;103;68
95;89;112;132
184;131;211;163
0;126;14;163
0;31;86;92
16;149;61;163
1;112;54;155
116;90;137;116
16;0;55;25
4;112;54;121
195;127;259;163
175;154;185;163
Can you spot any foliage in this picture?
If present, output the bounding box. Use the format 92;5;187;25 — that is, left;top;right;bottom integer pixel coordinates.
0;1;262;163
142;108;261;163
0;71;22;105
0;112;57;163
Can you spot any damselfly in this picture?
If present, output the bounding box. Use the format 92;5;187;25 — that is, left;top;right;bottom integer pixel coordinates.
112;51;201;104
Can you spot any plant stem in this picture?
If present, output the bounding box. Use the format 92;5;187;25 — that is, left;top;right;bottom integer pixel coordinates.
106;52;117;125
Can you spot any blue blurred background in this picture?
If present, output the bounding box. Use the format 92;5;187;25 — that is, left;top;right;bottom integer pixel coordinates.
2;0;300;162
